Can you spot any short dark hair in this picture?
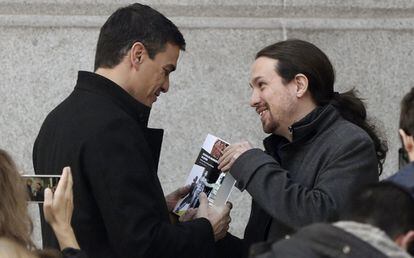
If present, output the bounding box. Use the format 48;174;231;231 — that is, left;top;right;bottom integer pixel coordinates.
94;3;186;71
345;182;414;239
400;87;414;136
256;39;387;174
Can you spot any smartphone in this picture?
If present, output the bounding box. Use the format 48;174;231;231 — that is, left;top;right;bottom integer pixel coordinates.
21;175;61;203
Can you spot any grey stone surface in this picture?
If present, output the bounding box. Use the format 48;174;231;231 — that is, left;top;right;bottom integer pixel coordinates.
287;0;414;9
0;0;285;17
2;0;414;18
1;0;413;251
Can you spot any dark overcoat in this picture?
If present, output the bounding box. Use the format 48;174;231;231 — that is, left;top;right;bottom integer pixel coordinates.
33;71;214;258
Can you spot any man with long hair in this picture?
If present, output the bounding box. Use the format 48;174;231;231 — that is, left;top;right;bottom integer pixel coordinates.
218;39;387;257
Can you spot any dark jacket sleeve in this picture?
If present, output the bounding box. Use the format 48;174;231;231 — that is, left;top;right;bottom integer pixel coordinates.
230;135;378;229
62;248;89;258
80;119;215;258
215;233;245;258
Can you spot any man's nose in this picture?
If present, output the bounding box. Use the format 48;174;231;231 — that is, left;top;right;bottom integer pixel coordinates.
161;77;170;93
250;88;260;107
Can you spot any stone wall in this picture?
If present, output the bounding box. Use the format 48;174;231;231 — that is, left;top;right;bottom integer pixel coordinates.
1;0;413;247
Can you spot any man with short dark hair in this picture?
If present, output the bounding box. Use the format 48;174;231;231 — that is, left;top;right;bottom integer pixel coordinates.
251;182;414;258
217;39;384;257
33;3;230;258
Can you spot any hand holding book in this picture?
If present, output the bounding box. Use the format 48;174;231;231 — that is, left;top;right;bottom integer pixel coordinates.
173;134;236;217
165;185;191;212
218;141;253;172
195;192;232;241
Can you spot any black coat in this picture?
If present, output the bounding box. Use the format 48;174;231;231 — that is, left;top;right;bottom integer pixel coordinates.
33;71;214;258
221;105;379;257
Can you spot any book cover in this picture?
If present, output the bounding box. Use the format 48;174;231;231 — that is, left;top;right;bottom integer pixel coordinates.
173;134;236;216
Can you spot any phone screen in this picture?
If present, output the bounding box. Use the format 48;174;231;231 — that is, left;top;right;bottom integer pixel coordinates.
22;175;61;203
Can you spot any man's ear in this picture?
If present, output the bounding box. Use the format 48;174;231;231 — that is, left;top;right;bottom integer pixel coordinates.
395;230;414;250
129;42;146;68
400;129;414;154
294;73;309;98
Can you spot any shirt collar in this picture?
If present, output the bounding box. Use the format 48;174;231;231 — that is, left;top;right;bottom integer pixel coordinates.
74;71;150;127
263;104;339;151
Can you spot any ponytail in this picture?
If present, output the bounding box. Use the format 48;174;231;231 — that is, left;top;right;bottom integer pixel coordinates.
330;89;388;174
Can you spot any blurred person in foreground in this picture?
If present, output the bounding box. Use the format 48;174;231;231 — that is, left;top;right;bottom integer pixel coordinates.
0;149;85;258
250;182;414;258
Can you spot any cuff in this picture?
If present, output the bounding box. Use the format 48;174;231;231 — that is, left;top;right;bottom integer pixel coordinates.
230;148;277;191
61;248;88;258
187;217;215;243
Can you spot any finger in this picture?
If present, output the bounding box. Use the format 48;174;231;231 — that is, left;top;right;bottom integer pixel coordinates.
198;192;208;211
222;144;237;156
169;185;190;198
55;167;69;197
221;204;231;215
226;201;233;210
218;150;236;170
218;148;225;155
179;209;191;222
179;185;191;196
181;208;197;222
226;215;232;223
43;188;53;220
64;167;73;199
220;160;235;173
218;145;237;164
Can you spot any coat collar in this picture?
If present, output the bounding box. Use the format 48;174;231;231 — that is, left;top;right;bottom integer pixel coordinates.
263;104;340;152
334;221;412;258
74;71;151;127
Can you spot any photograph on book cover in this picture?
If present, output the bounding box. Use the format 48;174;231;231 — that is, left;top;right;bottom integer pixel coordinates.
173;134;236;216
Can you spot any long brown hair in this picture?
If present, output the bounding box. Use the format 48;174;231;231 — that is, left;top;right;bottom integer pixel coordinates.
0;149;34;249
0;237;37;258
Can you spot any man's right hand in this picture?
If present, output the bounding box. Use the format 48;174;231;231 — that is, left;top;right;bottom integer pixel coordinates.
195;192;231;241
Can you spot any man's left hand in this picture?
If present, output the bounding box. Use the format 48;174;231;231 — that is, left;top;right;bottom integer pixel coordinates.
218;141;252;172
165;185;191;212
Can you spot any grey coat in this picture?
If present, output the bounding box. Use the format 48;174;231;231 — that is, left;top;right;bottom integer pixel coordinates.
225;105;379;257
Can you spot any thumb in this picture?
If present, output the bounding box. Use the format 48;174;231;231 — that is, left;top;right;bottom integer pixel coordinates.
199;192;208;206
179;185;191;196
197;192;209;216
43;188;53;221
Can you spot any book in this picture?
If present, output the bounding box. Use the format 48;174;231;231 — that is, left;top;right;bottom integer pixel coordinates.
173;134;236;216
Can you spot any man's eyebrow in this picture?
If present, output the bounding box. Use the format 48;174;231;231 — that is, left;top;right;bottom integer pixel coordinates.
249;76;262;87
